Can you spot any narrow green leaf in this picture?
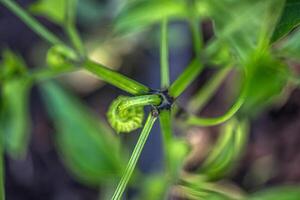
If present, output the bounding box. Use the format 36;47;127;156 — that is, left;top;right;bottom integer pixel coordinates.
41;82;125;185
272;0;300;42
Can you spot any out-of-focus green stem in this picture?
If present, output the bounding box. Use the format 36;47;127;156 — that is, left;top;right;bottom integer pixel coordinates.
185;83;246;127
30;67;79;82
111;113;157;200
65;0;85;55
169;59;203;98
0;0;63;45
83;59;150;95
188;67;231;112
160;18;170;88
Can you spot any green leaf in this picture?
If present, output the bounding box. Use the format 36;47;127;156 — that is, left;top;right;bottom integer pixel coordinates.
272;0;300;42
0;50;32;159
0;49;27;80
28;0;67;25
114;0;188;34
206;0;285;60
41;82;125;185
241;52;289;115
278;28;300;60
200;118;249;180
250;186;300;200
2;78;32;158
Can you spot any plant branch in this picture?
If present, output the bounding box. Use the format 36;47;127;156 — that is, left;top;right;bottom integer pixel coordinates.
188;67;231;112
169;59;203;98
111;113;157;200
83;59;150;95
0;0;63;45
160;18;170;88
184;84;246;127
159;110;172;170
65;0;85;55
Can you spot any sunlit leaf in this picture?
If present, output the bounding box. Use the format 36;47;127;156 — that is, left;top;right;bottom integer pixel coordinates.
250;186;300;200
200;118;249;180
28;0;67;25
114;0;188;34
41;82;125;185
272;0;300;42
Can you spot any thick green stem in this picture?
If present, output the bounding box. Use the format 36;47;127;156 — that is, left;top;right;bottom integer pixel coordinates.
189;17;202;60
83;59;149;95
188;67;231;112
160;18;170;88
159;110;172;170
111;113;157;200
0;0;63;45
169;59;203;98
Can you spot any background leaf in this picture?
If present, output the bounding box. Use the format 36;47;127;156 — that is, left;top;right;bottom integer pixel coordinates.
277;28;300;61
41;82;125;185
272;0;300;42
241;52;289;115
114;0;188;34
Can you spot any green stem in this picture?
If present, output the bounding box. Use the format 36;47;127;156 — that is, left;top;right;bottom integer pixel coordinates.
65;0;85;55
159;110;172;170
160;18;170;88
118;95;161;111
169;59;203;98
111;113;157;200
188;67;231;112
84;59;149;95
185;85;246;127
189;14;202;59
29;67;79;82
0;0;63;45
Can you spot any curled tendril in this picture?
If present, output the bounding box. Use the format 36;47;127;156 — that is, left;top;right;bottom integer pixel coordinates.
107;95;162;133
107;96;144;133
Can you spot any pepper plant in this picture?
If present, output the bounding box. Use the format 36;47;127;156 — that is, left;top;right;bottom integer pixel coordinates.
1;0;300;199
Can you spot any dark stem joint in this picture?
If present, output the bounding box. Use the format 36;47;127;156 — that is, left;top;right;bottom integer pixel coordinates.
149;89;174;112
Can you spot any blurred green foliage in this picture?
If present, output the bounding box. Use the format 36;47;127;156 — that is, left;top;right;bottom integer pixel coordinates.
41;82;126;185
